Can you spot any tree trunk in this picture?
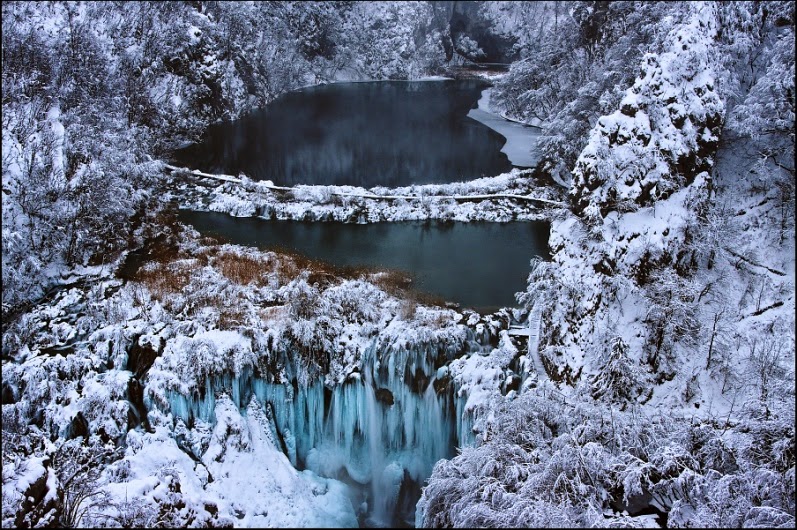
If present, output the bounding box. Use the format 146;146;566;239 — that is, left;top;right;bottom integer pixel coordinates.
706;312;720;369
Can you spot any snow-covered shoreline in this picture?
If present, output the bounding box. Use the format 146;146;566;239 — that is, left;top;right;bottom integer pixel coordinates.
466;87;542;168
162;75;564;225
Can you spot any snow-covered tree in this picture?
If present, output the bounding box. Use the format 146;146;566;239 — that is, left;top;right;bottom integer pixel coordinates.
491;1;685;183
589;336;645;407
570;3;725;221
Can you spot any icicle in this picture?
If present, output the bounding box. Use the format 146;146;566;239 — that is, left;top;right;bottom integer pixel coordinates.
455;391;477;448
160;339;471;525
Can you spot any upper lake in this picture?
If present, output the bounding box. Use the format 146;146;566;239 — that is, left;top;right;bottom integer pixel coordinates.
171;80;514;187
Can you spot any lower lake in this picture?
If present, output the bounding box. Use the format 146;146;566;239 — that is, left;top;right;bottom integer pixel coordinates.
178;210;549;312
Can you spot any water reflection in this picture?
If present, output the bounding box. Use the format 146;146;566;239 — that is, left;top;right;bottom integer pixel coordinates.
172;81;513;187
178;210;550;312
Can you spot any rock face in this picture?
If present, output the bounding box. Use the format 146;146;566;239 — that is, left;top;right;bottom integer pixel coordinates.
12;458;60;529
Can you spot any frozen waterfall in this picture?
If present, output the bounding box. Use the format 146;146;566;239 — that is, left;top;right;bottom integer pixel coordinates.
159;334;496;527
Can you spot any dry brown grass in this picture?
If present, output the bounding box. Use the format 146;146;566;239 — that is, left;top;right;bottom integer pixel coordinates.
145;212;185;265
214;252;267;286
397;299;418;321
218;305;249;330
407;290;449;309
133;259;200;301
368;270;413;297
368;269;449;310
272;252;452;311
128;216;455;329
274;257;301;283
269;250;347;287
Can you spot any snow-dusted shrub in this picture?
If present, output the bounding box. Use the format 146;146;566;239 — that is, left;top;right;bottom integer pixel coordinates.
76;372;132;442
155;331;255;397
419;392;622;527
324;280;383;325
420;388;795;528
51;435;120;528
284;273;324;321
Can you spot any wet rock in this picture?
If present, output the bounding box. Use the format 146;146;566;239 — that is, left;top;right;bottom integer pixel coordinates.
232;503;246;519
502;373;521;394
408;366;431;394
2;382;16;404
375;388;394;406
127;378;151;432
433;374;452;395
14;458;60;528
127;335;162;378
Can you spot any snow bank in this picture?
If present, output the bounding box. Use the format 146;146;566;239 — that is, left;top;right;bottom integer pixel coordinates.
466;87;542;168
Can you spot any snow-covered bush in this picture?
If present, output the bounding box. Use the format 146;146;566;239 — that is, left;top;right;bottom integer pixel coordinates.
420;388;795;528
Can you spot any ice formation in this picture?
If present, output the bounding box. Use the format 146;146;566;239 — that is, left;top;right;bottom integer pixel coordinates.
158;332;496;526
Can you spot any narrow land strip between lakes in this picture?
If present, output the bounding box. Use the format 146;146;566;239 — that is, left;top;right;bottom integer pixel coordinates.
162;163;567;207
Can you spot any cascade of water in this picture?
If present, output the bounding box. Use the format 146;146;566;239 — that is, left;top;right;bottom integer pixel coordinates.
161;337;478;526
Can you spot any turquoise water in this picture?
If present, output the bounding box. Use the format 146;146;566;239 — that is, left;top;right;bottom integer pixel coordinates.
178;210;549;312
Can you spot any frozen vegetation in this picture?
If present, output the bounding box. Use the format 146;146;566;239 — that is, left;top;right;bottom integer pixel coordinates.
168;167;565;223
2;1;795;529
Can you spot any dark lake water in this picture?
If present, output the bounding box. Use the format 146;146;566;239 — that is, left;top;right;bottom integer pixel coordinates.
171;80;513;187
179;210;549;312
